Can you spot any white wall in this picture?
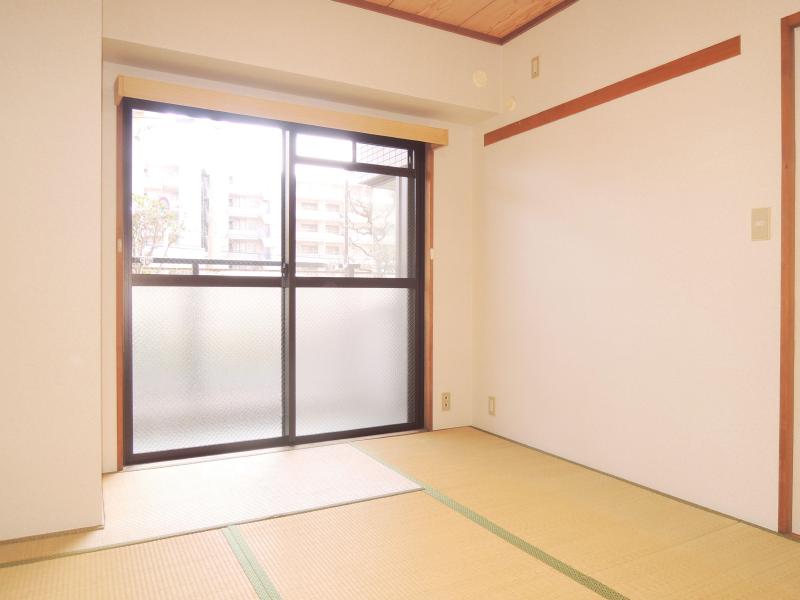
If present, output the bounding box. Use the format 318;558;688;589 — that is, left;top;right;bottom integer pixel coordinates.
6;0;789;539
102;0;502;119
99;0;489;473
473;0;800;530
0;0;103;540
100;63;475;472
430;129;476;430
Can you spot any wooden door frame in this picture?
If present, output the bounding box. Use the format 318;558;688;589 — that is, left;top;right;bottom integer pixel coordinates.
780;10;800;534
115;103;125;470
423;145;434;431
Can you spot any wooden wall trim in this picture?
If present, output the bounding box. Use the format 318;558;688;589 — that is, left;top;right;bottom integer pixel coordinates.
484;36;741;146
424;145;435;431
115;76;449;146
115;104;124;471
779;10;800;534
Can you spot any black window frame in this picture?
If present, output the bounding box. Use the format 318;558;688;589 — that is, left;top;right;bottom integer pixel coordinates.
122;98;425;465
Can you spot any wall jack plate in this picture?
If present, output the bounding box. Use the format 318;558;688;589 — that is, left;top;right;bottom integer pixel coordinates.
531;56;540;79
441;392;452;411
488;396;496;416
751;207;771;241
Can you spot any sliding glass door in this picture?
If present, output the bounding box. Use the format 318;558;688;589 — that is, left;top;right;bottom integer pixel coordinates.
122;100;424;464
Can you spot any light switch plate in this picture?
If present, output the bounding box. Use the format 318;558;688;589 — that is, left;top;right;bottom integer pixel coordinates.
751;207;771;241
531;56;540;79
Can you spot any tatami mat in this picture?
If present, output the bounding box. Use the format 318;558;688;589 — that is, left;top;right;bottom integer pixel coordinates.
0;530;258;600
238;491;602;600
3;428;799;599
356;427;800;599
0;443;419;566
598;523;800;600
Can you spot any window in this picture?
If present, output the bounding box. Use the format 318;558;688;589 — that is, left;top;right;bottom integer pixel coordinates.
356;143;409;168
296;133;352;161
229;217;266;232
229;239;264;254
229;194;269;212
295;165;408;277
124;98;425;465
129;108;282;276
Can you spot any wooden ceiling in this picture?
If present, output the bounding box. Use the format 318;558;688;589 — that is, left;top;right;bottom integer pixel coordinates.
333;0;578;44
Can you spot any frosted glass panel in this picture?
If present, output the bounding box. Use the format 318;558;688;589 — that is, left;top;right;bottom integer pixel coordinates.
296;288;410;435
132;286;282;453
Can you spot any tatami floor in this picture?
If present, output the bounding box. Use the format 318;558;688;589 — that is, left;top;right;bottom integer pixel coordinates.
2;427;799;599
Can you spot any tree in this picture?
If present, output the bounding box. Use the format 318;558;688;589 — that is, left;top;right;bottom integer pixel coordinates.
131;193;182;272
344;179;397;274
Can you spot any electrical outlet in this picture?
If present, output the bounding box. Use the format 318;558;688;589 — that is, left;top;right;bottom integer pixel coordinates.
441;392;451;411
488;396;496;416
531;56;540;79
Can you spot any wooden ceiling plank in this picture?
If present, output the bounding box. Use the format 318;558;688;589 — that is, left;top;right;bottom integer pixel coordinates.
456;0;500;28
462;0;565;38
387;0;495;27
331;0;575;44
332;0;503;43
500;0;580;43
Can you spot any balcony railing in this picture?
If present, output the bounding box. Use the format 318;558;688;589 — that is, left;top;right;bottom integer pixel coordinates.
133;256;281;275
131;256;347;276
